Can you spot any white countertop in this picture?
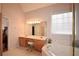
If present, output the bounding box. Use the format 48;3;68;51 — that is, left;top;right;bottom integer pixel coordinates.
26;35;47;40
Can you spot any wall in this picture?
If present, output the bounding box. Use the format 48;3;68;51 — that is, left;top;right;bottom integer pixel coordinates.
25;4;72;37
25;3;73;55
2;4;25;49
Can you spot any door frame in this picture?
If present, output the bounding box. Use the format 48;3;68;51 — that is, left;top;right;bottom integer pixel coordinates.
0;4;2;56
0;13;2;56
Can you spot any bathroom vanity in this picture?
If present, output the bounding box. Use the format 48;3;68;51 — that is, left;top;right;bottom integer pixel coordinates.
19;36;46;52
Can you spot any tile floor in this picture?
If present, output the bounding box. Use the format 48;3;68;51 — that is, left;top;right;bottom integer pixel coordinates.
3;47;42;56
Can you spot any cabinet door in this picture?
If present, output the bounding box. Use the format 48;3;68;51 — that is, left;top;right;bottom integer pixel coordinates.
34;40;45;52
19;37;27;47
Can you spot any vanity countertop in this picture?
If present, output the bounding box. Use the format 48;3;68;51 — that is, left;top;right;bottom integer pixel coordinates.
21;35;47;40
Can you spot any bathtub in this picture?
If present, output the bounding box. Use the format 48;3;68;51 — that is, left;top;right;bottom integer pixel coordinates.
42;44;55;56
42;44;73;56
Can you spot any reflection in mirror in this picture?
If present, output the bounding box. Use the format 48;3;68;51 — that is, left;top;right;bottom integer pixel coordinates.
32;25;35;35
26;21;47;36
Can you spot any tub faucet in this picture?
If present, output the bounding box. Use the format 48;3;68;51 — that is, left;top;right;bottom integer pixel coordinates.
45;38;52;44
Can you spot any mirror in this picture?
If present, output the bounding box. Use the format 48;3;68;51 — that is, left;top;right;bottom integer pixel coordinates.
26;21;47;36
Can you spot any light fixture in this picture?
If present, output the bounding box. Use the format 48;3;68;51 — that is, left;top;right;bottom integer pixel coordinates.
26;21;41;24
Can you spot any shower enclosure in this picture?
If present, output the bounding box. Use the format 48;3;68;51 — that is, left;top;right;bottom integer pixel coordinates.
74;3;79;56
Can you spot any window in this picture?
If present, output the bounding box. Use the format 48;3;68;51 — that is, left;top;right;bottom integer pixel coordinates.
51;12;72;34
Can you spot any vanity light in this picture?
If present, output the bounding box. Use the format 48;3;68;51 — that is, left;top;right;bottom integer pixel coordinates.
27;21;41;24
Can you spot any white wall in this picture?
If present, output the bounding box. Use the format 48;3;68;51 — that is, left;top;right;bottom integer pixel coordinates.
25;4;73;55
2;4;25;49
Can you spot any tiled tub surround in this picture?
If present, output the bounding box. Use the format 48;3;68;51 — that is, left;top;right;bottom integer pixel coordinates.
42;34;73;56
42;44;73;56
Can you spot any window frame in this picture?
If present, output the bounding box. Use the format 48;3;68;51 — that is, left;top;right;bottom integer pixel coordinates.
51;12;72;35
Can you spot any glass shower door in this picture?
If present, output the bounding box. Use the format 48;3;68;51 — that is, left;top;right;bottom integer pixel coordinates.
74;3;79;56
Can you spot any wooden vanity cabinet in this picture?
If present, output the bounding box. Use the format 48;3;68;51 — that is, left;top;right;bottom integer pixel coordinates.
34;40;45;52
19;37;45;52
19;37;28;47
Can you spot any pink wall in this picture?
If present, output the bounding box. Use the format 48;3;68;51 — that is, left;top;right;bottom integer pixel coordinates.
2;4;25;49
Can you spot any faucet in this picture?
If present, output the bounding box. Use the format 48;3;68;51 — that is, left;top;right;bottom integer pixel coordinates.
48;38;52;44
45;38;52;44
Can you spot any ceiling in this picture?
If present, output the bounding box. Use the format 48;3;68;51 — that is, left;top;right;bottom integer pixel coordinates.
20;3;53;13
